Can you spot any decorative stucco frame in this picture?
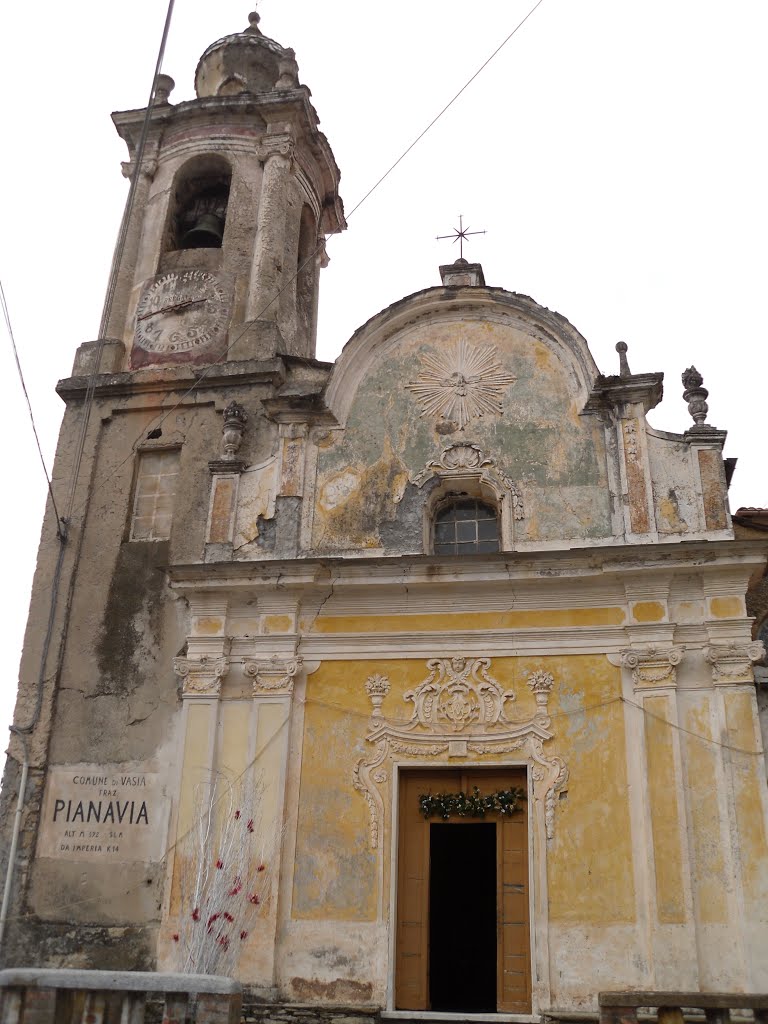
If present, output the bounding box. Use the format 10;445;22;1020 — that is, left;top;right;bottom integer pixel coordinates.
353;657;567;1015
353;657;568;849
414;443;525;553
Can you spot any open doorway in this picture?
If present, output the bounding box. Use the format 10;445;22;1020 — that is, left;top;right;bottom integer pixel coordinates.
395;768;531;1014
430;822;497;1011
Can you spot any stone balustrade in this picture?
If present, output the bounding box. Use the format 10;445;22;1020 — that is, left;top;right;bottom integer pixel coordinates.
599;992;768;1024
0;969;241;1024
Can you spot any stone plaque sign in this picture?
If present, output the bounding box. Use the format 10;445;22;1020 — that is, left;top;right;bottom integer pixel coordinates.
37;764;170;863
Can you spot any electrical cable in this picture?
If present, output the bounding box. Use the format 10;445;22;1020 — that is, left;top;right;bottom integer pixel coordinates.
10;0;762;934
1;679;763;927
0;0;178;954
67;0;550;522
65;0;177;524
0;280;65;539
8;0;177;742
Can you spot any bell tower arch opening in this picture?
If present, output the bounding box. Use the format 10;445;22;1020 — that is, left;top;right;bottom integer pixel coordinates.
166;155;232;252
296;204;319;349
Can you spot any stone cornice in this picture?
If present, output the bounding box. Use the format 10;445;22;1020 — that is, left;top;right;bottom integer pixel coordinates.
584;372;664;414
56;357;287;404
167;539;768;593
683;426;728;448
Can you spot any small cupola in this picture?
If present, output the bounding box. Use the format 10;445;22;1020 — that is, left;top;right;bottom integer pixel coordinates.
194;11;299;98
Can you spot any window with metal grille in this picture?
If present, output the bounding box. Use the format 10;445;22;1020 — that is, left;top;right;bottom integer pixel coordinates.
433;498;499;555
130;450;180;541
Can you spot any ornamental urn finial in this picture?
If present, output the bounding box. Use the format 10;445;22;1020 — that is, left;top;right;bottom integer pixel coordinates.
153;74;175;105
681;365;709;427
222;401;247;459
365;674;390;718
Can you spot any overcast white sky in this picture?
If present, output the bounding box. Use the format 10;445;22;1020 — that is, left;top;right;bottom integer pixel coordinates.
1;1;766;744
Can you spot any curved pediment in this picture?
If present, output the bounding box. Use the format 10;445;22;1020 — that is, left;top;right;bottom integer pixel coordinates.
311;285;612;554
326;286;601;428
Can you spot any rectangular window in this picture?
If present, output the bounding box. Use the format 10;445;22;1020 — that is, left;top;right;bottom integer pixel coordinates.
130;450;180;541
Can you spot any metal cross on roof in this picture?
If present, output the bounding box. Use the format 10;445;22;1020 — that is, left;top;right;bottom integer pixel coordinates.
436;214;486;260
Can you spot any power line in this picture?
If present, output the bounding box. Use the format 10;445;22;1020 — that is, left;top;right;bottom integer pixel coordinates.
65;0;177;524
0;280;65;540
2;680;762;927
8;0;177;743
344;0;548;221
68;0;549;521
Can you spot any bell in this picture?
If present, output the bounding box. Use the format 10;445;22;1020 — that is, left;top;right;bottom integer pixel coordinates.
180;212;224;249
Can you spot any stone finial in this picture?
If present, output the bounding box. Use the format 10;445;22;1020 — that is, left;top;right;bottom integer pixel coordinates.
153;74;175;105
682;365;709;427
222;401;247;459
276;48;299;88
246;9;262;33
616;341;631;377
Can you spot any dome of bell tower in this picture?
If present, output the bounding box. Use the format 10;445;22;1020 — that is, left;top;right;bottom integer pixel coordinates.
194;10;299;98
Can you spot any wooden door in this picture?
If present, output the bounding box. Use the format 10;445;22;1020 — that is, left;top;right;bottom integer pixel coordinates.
498;805;532;1011
395;768;531;1013
395;770;432;1009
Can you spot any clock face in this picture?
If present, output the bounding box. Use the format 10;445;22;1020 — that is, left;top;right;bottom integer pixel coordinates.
134;270;230;355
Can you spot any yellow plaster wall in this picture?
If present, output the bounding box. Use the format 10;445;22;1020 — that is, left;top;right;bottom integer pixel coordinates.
709;596;744;619
292;662;380;920
723;691;768;911
683;698;727;925
631;601;666;623
169;701;215;920
313;607;625;634
645;695;686;924
293;653;635;929
542;655;635;923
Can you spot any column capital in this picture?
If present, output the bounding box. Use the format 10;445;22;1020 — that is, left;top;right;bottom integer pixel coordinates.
244;654;302;695
256;132;295;164
705;641;764;685
173;654;231;697
619;645;685;688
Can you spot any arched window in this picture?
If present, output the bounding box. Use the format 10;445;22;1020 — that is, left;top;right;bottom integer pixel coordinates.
433;498;499;555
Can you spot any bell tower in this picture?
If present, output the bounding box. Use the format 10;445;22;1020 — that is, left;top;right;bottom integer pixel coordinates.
97;11;345;371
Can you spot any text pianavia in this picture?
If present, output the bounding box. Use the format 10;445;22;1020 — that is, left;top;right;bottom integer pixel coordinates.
53;799;149;825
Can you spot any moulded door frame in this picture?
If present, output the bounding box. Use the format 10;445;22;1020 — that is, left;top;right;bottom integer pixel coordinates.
386;759;544;1019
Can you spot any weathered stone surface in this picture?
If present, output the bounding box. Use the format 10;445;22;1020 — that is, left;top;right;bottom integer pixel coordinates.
3;7;767;1019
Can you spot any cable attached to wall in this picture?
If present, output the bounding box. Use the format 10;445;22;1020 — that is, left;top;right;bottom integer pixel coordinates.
0;0;178;959
67;0;551;525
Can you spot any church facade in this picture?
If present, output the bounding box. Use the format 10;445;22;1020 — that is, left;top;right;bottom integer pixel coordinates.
2;14;767;1017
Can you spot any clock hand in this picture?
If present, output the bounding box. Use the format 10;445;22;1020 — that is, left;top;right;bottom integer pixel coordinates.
137;298;207;321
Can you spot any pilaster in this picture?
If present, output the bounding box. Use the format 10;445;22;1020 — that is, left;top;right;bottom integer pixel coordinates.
242;129;296;358
205;401;248;562
617;644;699;988
680;367;731;534
585;359;663;542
